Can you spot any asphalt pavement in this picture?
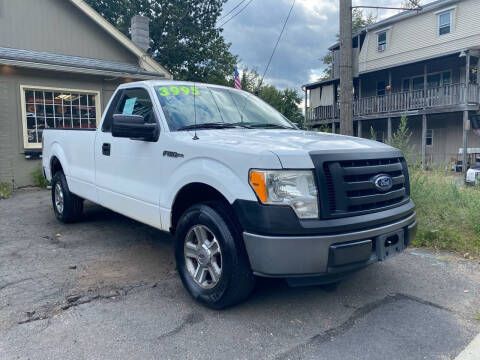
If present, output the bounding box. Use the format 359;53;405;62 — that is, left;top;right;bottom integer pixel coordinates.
0;188;479;360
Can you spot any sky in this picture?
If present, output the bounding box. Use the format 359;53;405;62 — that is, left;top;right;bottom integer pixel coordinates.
221;0;435;92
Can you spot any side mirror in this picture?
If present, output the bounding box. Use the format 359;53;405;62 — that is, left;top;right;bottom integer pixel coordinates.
111;114;159;141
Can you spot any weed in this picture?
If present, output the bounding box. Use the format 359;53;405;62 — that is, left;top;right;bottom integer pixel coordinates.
31;167;50;188
0;182;12;199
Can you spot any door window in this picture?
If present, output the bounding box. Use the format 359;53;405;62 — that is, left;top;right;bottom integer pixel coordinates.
102;88;155;132
377;81;386;96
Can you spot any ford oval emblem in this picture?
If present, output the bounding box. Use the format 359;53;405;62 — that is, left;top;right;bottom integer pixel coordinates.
373;174;393;192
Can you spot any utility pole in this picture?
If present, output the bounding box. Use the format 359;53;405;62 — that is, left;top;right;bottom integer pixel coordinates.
339;0;353;136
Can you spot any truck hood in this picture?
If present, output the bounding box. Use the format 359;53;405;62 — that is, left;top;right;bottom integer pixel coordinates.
176;129;397;169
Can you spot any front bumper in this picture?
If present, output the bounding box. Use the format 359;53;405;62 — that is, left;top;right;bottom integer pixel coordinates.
243;212;417;279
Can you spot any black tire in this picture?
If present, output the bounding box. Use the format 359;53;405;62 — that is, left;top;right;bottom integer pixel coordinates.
51;172;83;223
174;201;255;309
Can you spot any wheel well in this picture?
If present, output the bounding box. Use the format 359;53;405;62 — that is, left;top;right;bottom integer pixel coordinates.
50;157;64;177
170;183;235;234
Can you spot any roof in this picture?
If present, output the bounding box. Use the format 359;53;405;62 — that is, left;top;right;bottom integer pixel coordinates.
67;0;171;78
328;0;460;50
0;47;167;80
303;77;338;90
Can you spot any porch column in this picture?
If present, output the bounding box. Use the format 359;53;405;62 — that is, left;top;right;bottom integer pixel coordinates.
422;114;427;169
387;117;392;143
304;88;308;129
465;51;471;104
357;120;362;138
463;110;468;172
423;63;428;107
332;120;336;134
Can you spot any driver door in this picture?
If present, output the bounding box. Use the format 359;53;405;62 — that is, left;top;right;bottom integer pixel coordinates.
94;87;163;229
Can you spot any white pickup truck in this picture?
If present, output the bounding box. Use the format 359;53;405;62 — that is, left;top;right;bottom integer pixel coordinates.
42;80;417;308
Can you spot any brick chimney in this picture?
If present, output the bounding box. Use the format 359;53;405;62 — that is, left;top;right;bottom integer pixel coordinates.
131;15;150;52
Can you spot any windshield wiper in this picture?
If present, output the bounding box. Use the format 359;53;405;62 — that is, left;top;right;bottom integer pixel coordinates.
177;122;239;131
232;122;293;129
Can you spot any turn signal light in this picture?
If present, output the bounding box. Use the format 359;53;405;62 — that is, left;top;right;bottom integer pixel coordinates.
249;171;267;203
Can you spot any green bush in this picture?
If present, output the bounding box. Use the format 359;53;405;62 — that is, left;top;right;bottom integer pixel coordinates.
410;170;480;258
0;182;12;199
31;167;50;188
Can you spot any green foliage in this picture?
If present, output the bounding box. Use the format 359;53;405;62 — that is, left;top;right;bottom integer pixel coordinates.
410;170;480;258
31;167;50;188
387;114;416;165
85;0;237;85
239;68;304;128
0;182;12;199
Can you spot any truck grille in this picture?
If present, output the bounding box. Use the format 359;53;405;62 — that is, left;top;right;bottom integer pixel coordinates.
313;154;410;219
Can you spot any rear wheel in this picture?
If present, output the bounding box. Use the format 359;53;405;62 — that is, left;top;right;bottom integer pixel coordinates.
175;201;255;309
51;172;83;223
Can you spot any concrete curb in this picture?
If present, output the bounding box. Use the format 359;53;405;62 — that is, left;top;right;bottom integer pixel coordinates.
455;333;480;360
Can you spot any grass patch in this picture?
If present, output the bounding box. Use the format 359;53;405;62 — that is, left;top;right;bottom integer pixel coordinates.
31;167;50;189
476;312;480;322
0;182;12;199
410;170;480;258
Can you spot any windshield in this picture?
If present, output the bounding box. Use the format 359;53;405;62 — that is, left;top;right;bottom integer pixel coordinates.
155;85;296;131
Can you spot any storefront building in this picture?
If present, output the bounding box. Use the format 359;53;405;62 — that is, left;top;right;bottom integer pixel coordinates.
0;0;170;187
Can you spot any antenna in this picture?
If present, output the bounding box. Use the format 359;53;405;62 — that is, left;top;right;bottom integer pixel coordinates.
193;82;199;140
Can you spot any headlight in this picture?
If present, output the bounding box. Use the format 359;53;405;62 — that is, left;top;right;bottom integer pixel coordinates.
249;170;318;219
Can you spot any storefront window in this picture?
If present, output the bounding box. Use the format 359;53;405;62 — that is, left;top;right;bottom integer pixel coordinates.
22;87;100;148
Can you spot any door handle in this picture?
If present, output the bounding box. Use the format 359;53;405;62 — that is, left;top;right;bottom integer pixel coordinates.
102;143;111;156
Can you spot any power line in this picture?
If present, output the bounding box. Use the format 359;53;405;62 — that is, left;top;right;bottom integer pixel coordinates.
257;0;296;90
217;0;255;28
219;0;248;22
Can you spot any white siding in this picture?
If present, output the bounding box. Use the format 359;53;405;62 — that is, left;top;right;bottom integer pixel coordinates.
359;0;480;73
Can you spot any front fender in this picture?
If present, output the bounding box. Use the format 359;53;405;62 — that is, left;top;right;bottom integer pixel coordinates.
161;157;257;210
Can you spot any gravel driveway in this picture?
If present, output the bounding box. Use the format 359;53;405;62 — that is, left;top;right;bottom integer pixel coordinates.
1;188;479;360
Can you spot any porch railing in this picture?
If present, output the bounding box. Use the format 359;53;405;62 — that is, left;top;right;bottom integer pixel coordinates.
310;83;480;122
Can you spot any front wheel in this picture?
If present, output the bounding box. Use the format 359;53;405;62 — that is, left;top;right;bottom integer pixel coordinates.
175;201;255;309
51;172;83;223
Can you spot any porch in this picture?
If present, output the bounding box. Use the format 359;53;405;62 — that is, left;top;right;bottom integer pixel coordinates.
309;82;480;124
307;51;480;126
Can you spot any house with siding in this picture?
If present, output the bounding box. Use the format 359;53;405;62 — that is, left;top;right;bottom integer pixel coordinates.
0;0;170;187
303;0;480;169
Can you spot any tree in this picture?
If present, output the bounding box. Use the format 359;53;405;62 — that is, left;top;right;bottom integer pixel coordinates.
84;0;237;85
402;0;422;9
320;9;376;79
239;68;304;128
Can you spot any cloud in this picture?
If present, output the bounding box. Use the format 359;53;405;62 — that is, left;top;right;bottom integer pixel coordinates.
221;0;436;92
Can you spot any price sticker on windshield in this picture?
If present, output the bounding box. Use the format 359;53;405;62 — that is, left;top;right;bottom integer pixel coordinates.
157;86;199;97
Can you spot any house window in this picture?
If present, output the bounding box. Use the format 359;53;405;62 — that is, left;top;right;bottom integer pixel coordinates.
377;31;387;52
438;11;452;35
426;129;433;146
427;73;441;88
412;77;425;91
21;86;100;149
402;78;411;92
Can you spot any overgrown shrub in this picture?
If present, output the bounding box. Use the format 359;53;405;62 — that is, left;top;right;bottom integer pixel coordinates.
410;170;480;258
0;182;12;199
31;167;50;188
388;114;416;165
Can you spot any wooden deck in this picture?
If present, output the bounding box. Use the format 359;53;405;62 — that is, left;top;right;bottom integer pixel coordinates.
309;83;480;124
